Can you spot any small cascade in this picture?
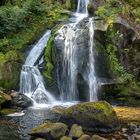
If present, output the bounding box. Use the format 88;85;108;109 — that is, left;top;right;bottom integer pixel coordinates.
77;0;89;14
20;30;55;105
88;18;98;101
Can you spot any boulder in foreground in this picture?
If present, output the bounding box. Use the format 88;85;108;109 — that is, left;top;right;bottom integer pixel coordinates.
60;101;120;133
29;122;68;140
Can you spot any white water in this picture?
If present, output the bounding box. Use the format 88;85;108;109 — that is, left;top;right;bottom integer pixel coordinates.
20;30;55;106
77;0;89;15
20;0;99;106
88;18;98;101
56;0;90;101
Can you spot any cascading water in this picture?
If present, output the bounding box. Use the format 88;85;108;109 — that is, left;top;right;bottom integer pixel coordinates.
56;24;79;101
20;30;55;105
77;0;89;14
56;0;91;101
88;18;98;101
56;0;99;102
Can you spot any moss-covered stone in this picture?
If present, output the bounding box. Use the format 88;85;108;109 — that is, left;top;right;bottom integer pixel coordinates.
60;136;72;140
78;135;91;140
69;124;84;138
29;122;68;139
0;91;11;105
0;51;24;90
60;101;120;133
1;108;21;115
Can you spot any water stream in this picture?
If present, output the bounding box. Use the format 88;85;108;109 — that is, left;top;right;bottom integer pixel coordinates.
20;30;55;106
88;18;98;101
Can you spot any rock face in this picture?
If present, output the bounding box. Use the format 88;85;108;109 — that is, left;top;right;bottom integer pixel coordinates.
29;122;68;140
60;101;120;133
10;91;32;108
54;19;111;101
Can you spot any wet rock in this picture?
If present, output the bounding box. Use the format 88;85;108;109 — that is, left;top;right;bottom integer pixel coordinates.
91;135;107;140
78;135;91;140
60;101;120;133
0;91;11;105
87;2;95;15
135;135;140;140
1;108;21;116
69;124;84;139
122;128;128;133
35;138;46;140
10;91;32;109
29;122;68;139
60;136;72;140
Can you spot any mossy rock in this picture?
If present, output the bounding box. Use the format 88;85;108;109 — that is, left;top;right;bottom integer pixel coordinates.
78;135;91;140
0;92;11;105
29;122;68;139
0;51;24;90
60;136;72;140
1;108;21;116
60;101;120;133
69;124;84;139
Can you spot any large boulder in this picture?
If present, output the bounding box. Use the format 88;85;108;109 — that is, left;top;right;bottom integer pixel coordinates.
29;122;68;140
60;101;120;133
10;91;32;109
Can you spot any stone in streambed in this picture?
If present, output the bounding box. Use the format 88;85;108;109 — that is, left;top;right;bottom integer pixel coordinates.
0;91;11;105
78;135;91;140
91;135;107;140
69;124;84;138
29;122;68;139
60;136;72;140
60;101;120;133
10;91;32;108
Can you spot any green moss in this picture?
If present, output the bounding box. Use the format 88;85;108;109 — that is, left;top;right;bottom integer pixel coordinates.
0;92;11;104
43;35;56;86
0;50;23;90
95;0;122;22
105;25;134;83
1;108;21;115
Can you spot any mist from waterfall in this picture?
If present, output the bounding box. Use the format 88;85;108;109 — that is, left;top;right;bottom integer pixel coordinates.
20;30;55;106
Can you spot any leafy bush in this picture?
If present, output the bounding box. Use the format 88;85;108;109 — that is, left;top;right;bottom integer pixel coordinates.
95;0;122;20
0;0;48;38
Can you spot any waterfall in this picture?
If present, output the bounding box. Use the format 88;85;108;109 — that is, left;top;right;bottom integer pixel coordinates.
56;0;90;101
77;0;89;15
56;24;79;101
20;30;55;105
88;18;98;101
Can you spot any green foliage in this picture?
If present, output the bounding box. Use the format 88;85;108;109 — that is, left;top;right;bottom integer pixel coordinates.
95;0;122;21
106;26;133;83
